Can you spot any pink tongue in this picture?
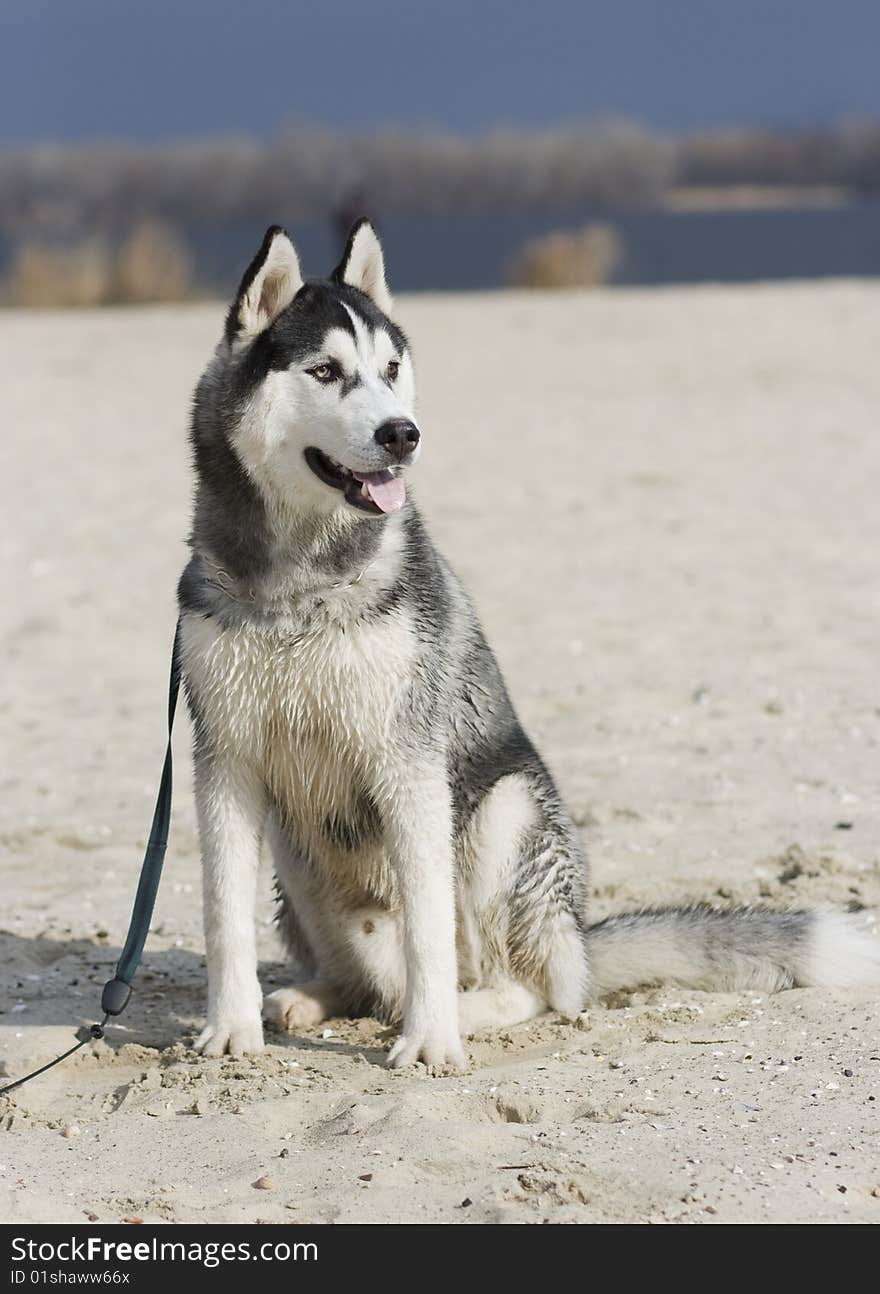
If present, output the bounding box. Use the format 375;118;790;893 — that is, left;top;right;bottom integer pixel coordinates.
352;469;406;514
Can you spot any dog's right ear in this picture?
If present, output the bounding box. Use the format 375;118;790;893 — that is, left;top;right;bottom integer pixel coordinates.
226;226;303;342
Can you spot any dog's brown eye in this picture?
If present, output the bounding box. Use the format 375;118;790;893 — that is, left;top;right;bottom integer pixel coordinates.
386;360;400;382
308;362;338;384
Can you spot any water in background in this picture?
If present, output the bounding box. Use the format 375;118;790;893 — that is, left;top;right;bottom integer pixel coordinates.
190;199;880;295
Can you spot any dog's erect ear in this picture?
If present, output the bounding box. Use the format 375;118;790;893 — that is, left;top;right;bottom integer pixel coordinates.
333;219;393;316
227;226;303;341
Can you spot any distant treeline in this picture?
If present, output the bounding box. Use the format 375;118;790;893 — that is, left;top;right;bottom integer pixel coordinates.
3;119;880;244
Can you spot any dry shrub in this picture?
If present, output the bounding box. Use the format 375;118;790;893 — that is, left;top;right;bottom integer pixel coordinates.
4;241;112;307
3;220;194;307
509;223;624;289
113;220;193;303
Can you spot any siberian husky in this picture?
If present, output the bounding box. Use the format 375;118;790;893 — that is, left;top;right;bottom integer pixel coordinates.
178;221;879;1068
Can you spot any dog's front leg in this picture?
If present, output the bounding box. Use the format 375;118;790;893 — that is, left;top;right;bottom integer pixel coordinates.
382;764;465;1070
193;755;267;1056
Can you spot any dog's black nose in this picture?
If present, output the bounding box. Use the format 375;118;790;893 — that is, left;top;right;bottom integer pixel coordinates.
374;419;420;461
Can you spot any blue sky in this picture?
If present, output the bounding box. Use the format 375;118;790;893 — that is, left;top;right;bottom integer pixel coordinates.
2;0;878;143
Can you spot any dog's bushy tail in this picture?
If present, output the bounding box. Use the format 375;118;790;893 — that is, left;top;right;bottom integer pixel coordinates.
585;906;880;996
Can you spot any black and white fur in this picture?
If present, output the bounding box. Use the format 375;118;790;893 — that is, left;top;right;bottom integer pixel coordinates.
178;222;879;1069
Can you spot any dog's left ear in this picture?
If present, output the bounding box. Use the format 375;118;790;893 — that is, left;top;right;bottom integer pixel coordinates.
333;219;393;316
227;225;303;342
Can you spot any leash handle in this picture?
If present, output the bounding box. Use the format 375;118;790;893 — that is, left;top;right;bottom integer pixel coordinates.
103;618;182;1009
0;1018;108;1097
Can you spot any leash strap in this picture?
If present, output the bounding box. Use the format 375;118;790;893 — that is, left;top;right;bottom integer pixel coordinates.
102;619;182;1011
1;620;182;1098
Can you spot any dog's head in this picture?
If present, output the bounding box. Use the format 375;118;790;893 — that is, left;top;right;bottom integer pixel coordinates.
221;220;418;520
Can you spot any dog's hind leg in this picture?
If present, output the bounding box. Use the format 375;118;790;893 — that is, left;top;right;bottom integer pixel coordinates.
265;904;405;1032
459;773;588;1027
264;814;360;1032
264;979;349;1031
457;983;547;1034
263;814;409;1032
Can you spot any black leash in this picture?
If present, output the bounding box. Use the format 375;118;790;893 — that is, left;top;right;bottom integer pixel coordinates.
0;621;182;1098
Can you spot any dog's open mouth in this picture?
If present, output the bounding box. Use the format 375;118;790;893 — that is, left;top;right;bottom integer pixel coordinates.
304;448;406;515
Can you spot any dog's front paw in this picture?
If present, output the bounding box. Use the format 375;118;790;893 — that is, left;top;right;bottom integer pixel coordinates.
386;1022;467;1071
195;1014;264;1057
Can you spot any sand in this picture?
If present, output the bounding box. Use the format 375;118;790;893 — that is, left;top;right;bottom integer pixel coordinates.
1;281;879;1225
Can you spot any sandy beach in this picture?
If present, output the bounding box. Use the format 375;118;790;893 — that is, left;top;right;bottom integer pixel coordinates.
1;280;879;1224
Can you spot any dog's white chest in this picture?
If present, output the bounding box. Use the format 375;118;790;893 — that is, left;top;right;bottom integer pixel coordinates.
181;606;416;809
